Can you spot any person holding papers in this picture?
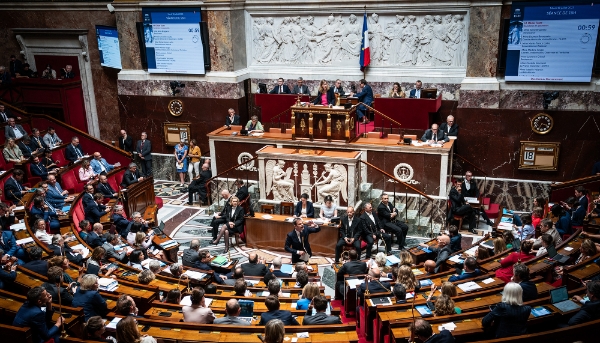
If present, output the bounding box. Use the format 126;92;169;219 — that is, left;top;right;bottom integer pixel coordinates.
482;282;531;338
568;280;600;326
64;136;86;163
284;218;321;263
245;115;264;132
335;249;367;298
421;123;449;143
102;234;130;263
72;274;109;321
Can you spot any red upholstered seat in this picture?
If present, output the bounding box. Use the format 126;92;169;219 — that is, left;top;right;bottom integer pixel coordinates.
0;152;13;170
61;170;81;193
482;197;500;220
155;196;163;210
52;149;67;168
114;170;124;188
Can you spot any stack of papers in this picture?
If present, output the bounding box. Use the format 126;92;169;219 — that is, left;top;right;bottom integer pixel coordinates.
386;255;401;266
212;255;228;266
247;280;260;285
346;279;364;290
262;214;273;219
14;206;24;211
481;277;495;284
159;240;178;248
497;222;513;230
10;223;26;231
457;281;482;292
412;268;424;276
531;306;552;317
141;259;166;269
464;246;478;256
105;317;122;330
98;278;118;292
368;297;392;306
180;296;213;307
438;322;457;331
182;270;207;281
70;244;90;258
280;264;293;274
448;255;465;264
465;197;479;204
15;237;34;245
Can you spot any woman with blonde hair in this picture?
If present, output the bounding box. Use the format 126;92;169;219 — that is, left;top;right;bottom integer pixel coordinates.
263;319;285;343
396;265;419;290
493;237;506;255
398;250;414;267
434;294;457;316
574;239;597;264
312;79;335;106
116;316;157;343
85;246;116;277
3;138;26;163
78;159;97;183
440;281;457;297
72;274;108;321
296;282;320;310
187;139;202;180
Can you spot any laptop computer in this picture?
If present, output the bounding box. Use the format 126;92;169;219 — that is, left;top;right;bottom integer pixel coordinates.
550;286;580;313
547;245;570;263
238;300;254;323
152;221;165;235
512;238;521;252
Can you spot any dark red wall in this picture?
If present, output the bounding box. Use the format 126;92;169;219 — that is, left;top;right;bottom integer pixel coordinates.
33;55;80;78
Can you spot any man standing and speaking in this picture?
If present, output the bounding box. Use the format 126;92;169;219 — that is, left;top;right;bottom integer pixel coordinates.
284;218;321;263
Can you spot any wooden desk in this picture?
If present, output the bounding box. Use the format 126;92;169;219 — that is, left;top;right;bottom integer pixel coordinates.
245;213;338;257
290;105;357;142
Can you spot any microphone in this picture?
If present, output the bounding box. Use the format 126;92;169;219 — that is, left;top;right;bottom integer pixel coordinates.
10;190;25;206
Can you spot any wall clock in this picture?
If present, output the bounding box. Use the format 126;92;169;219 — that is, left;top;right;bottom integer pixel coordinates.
168;99;184;116
531;112;553;134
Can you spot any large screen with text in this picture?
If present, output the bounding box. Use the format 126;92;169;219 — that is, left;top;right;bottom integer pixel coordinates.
142;7;205;74
96;26;122;70
506;1;600;82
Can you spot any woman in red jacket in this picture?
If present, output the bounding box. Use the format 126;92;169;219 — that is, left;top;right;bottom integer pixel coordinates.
495;240;535;283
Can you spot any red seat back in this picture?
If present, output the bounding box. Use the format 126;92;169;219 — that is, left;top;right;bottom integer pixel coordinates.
61;170;81;193
52;149;66;168
113;170;124;189
0;152;14;170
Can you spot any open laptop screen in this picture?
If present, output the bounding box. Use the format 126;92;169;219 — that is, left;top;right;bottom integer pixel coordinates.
550;286;569;304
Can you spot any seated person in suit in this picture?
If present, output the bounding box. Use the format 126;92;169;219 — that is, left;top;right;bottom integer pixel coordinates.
408;80;423;98
4;169;30;204
102;234;130;263
438;115;459;137
569;280;600;326
111;205;132;238
259;295;299;325
29;128;48;151
187;163;211;205
97;174;118;199
482;282;531;338
332;79;345;96
121;163;145;188
335;206;362;263
461;171;494;226
21;246;48;276
420;235;452;274
512;263;537;302
86;223;106;249
90;152;118;175
224;108;240;128
448;225;462;252
0;226;26;263
448;181;477;234
181;239;201;268
81;184;96;212
19;137;42;158
312;80;335;105
29;156;49;181
234;179;249;201
211;196;244;252
12;286;63;343
377;194;409;250
269;77;291;94
349;79;374;123
421;123;449;143
357;267;391;306
241;252;268;276
245;115;264;132
5;118;28;141
358;203;392;257
64;136;86;163
335;249;368;298
72;274;109;321
294;193;314;218
43;127;63;148
410;319;455;343
393;284;408;304
224;267;244;286
48;234;84;266
292;77;310;95
265;257;291;281
30;196;61;232
0;202;17;232
182;288;215;324
84;193;111;225
46;174;72;208
213;299;251;326
234;278;251;296
115;295;140;317
3;138;27;164
0;250;18;289
42;266;73;306
303;295;342;325
190;250;226;284
448;257;481;282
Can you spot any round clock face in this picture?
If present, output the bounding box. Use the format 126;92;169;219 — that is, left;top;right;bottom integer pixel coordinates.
168;99;184;117
531;112;553;134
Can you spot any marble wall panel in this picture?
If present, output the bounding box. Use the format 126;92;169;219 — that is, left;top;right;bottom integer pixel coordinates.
115;11;143;71
207;11;234;72
117;80;245;99
231;10;247;71
459;89;600;110
458;90;500;108
466;6;501;78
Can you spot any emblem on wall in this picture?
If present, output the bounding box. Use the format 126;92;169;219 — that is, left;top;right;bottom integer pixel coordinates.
392;163;420;184
236;152;257;171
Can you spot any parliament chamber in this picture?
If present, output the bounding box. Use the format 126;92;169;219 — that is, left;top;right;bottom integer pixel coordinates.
1;0;600;343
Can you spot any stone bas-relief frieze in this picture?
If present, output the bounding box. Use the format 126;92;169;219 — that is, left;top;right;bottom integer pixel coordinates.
251;13;466;67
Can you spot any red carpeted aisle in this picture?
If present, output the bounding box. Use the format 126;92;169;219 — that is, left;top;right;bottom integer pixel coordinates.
331;299;370;343
355;121;375;135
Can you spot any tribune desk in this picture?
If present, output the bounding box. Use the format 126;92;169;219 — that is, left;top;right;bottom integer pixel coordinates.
246;213;338;257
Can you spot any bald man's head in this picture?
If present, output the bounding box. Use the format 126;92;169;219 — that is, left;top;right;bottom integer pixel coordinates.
369;267;381;279
437;235;450;247
249;252;258;264
225;299;241;316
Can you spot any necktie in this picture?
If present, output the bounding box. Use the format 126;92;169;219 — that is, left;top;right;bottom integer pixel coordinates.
45;200;56;213
433;134;437;141
51;136;56;145
75;146;82;158
36;138;42;148
280;86;283;93
14;178;22;191
133;173;137;180
1;113;6;122
141;140;145;150
100;160;107;172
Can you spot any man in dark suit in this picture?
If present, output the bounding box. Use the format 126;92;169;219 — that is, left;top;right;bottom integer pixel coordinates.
192;250;226;284
5;169;29;204
335;206;362;263
511;263;537;302
8;55;22;77
119;129;134;154
332;79;345;96
48;234;84;266
421;123;449;143
12;286;64;343
0;252;18;289
241;252;268;276
377;194;409;250
357;267;391;305
461;171;493;226
408;80;423;99
224;108;240;127
42;266;73;306
81;184;96;211
259;295;299;325
420;235;452;273
182;239;202;268
350;79;373;123
210;190;232;240
335;249;367;299
30;128;48;151
303;295;342;325
393;284;408;304
358;203;391;258
0;203;16;232
1;227;26;262
84;194;110;225
438;115;459;137
188;163;212;205
64;136;86;163
86;223;106;248
102;234;129;263
29;156;49;181
21;247;48;276
269;78;291;94
121;163;145;188
284;217;321;263
214;299;251;325
111;205;132;238
569;280;600;326
291;77;310;95
234;179;249;201
97;175;118;199
263;257;291;282
410;319;455;343
449;181;476;233
0;104;19;123
448;257;481;282
135;132;152;176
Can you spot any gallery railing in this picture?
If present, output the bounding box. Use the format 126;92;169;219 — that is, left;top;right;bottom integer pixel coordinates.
204;155;259;214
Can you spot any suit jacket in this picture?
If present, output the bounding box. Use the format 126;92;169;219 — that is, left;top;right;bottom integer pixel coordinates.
18;142;34;158
4;177;24;203
12;301;60;343
102;242;128;263
43;133;62;148
425;330;456;343
358;212;382;239
224;206;245;234
90;158;114;174
65;144;85;162
235;185;249;201
448;269;481;282
21;260;48;276
432;245;453;273
336;260;368;281
520;280;537;302
284;225;321;259
0;109;16;123
294;201;314;218
449;187;467;213
241;262;268;277
409;89;422;98
85;202;107;224
269;84;291;94
449;234;462;252
30;136;48;150
303;311;342;325
355;84;374;106
5;124;28;140
292;84;310;95
377;202;399;227
0;213;16;231
438;122;459;137
42;282;73;306
182;249;200;268
98;182;116;198
225;115;240;126
461;180;479;198
86;231;105;248
332;86;345;96
136;139;152;160
48;243;83;265
119;135;133;153
81;192;95;211
111;214;132;237
30;162;48;180
568;299;600;326
72;288;109;321
421;129;449;142
214;315;251;326
481;302;531;338
358;279;391;299
259;309;299;325
121;169;143;188
340;214;361;241
190;170;212;190
312;88;335;105
0;230;19;256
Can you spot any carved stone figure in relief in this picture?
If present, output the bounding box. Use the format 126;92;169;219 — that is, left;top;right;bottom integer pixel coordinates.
418;15;434;65
266;160;296;202
258;17;279;63
431;15;451;66
302;16;322;63
313;163;347;204
384;15;405;65
252;18;264;60
397;15;419;65
368;13;383;63
339;14;362;60
448;15;465;66
317;15;342;63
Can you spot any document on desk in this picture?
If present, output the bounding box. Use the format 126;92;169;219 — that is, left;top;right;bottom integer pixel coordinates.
262;214;273;219
464;197;478;204
15;237;34;245
448;255;464;264
10;223;26;231
346;279;364;289
481;277;495;284
438;322;457;331
564;246;574;251
458;281;482;292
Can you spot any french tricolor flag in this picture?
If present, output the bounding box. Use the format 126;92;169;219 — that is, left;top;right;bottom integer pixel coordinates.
360;11;370;72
